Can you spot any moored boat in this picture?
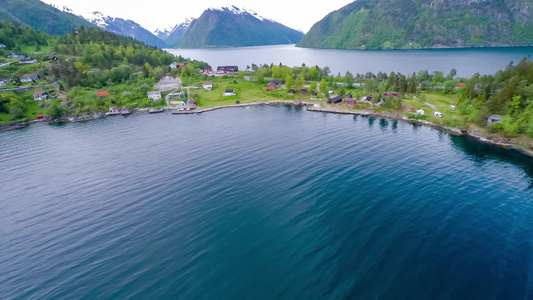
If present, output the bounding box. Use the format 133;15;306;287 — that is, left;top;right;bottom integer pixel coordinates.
149;108;165;114
121;107;131;115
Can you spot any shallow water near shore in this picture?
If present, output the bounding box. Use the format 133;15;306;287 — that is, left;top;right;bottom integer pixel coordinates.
1;106;533;299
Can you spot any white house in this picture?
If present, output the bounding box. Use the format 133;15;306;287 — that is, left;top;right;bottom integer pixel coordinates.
147;91;162;101
0;81;5;87
433;112;442;118
33;91;49;101
19;58;38;64
416;109;425;115
223;89;236;96
8;53;26;59
19;74;39;83
203;82;213;91
449;105;456;111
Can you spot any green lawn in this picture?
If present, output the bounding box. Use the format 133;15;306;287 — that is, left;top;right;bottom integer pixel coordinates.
191;79;319;108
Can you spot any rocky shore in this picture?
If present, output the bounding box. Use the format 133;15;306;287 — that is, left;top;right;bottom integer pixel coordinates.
2;101;532;158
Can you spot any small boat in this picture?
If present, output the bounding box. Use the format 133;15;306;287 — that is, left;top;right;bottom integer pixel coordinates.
121;107;131;115
149;108;165;114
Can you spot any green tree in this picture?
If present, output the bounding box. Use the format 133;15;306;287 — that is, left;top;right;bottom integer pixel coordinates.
319;79;327;94
285;75;294;89
9;105;25;120
295;75;305;90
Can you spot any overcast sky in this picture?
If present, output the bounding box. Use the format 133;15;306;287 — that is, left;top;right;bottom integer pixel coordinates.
42;0;353;33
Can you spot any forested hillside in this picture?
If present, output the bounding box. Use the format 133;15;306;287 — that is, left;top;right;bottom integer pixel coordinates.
0;0;93;35
298;0;533;49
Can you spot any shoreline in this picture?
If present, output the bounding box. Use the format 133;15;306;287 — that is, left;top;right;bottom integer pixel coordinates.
2;100;532;158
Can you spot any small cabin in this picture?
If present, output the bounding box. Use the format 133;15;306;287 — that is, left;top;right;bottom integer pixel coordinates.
384;91;399;98
416;109;425;115
266;83;277;91
449;105;456;111
19;74;39;83
109;106;121;113
433;112;442;118
33;91;49;101
223;89;236;96
300;89;308;95
19;58;38;64
327;96;343;104
96;91;110;99
346;98;356;104
203;82;213;91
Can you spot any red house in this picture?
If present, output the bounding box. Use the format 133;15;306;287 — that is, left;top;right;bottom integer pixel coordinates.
202;65;213;73
266;83;277;91
384;91;398;98
456;83;466;88
96;91;109;99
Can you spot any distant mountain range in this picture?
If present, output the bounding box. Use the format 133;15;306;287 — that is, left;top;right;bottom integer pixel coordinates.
83;11;166;48
155;18;195;48
297;0;533;49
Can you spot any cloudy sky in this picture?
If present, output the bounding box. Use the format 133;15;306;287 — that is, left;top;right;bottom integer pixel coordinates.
42;0;353;33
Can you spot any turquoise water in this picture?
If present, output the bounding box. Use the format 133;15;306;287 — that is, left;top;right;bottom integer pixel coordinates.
167;44;533;77
1;106;532;299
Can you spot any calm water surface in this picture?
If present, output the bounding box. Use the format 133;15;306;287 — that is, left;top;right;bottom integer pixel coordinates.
1;106;533;299
167;44;533;77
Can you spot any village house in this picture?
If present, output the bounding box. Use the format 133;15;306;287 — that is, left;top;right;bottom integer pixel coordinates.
300;89;308;95
147;91;162;101
288;89;295;95
270;80;280;86
202;65;213;73
19;74;40;83
96;91;110;99
433;112;442;118
345;94;353;99
345;94;356;104
266;83;277;91
33;91;50;101
50;56;59;62
384;91;399;98
203;82;213;91
168;91;186;99
416;109;425;115
327;96;343;104
217;66;238;74
169;62;186;69
449;105;456;111
8;53;26;59
187;100;197;107
0;81;5;87
0;44;6;49
223;89;236;96
109;106;121;114
19;58;38;64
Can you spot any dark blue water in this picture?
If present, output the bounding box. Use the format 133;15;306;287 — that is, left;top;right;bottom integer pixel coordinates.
168;44;533;77
1;106;532;299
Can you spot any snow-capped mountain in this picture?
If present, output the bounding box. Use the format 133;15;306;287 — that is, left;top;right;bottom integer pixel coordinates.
177;5;304;48
156;18;196;47
81;11;167;48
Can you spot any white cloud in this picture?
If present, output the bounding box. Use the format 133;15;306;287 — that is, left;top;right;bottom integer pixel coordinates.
41;0;354;33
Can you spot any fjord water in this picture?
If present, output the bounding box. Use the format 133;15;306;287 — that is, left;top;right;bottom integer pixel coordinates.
167;44;533;77
1;106;533;299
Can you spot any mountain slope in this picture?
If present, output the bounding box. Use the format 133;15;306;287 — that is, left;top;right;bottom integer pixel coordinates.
298;0;533;49
157;18;195;48
84;11;167;48
178;6;303;48
0;0;92;35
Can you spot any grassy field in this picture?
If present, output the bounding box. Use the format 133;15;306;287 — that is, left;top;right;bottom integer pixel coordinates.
186;79;319;108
